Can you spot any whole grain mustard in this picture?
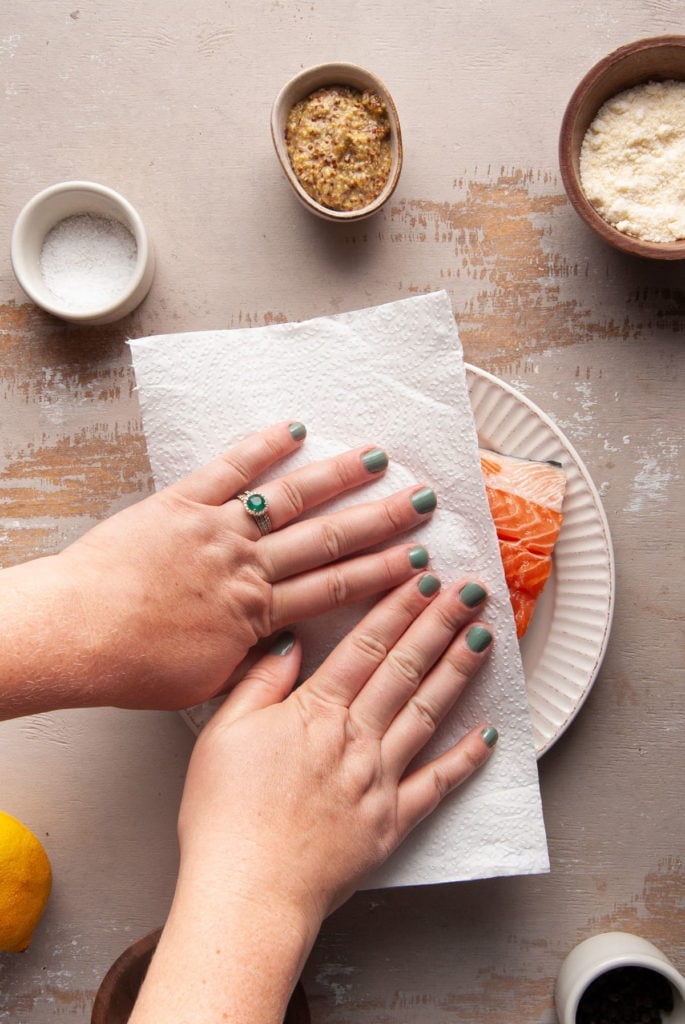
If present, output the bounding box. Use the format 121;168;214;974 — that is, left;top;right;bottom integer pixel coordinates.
285;85;392;211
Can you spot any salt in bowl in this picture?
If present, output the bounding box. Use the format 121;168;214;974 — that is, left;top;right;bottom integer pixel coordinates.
11;180;155;324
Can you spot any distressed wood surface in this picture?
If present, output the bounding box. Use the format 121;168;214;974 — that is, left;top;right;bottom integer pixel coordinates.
1;2;684;1022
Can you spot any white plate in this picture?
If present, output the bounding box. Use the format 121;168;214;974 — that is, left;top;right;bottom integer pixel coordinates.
466;364;615;757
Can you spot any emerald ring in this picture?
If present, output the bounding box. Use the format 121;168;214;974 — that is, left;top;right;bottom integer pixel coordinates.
237;491;273;535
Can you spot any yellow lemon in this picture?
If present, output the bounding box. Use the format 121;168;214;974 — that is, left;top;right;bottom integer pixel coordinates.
0;810;52;952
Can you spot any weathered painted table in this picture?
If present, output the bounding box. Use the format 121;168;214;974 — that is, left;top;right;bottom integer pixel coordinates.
1;2;683;1021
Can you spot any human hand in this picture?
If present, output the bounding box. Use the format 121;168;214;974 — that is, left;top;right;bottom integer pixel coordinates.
129;572;496;1023
47;420;438;711
175;571;496;943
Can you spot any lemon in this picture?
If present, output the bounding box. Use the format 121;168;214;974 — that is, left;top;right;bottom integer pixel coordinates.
0;810;52;952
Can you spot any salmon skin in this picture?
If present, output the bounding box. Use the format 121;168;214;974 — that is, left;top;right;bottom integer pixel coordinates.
479;448;567;639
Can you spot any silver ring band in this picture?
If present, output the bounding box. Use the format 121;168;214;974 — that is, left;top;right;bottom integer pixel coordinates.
237;491;273;535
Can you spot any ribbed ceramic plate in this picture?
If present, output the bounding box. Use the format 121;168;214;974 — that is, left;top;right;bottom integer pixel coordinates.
466;364;615;757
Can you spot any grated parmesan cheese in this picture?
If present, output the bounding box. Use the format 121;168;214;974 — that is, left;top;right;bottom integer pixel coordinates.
579;79;685;243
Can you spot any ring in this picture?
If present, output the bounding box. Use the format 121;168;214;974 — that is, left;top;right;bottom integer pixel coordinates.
237;491;273;535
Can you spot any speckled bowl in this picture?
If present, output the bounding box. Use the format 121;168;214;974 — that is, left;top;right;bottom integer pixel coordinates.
91;927;311;1024
559;35;685;259
271;62;403;222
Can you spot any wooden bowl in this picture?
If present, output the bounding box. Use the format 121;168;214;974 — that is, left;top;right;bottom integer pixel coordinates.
91;927;311;1024
271;62;403;222
559;35;685;259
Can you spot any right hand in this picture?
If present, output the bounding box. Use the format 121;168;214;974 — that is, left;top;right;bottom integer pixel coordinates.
129;572;497;1024
176;571;496;936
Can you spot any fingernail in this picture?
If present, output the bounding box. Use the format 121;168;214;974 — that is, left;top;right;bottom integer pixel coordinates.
408;545;430;569
270;631;296;656
288;422;307;441
466;626;493;653
418;573;441;597
481;725;499;748
361;447;388;474
411;487;437;514
459;582;487;608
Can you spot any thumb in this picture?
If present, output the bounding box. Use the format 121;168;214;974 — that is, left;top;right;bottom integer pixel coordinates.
210;632;301;727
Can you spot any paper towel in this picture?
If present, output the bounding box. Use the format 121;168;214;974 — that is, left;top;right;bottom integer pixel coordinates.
128;290;549;887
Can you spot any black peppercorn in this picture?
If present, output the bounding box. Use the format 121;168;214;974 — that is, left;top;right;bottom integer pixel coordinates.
576;966;674;1024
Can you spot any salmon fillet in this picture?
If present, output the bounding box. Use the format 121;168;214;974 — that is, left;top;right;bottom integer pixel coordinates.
480;449;567;638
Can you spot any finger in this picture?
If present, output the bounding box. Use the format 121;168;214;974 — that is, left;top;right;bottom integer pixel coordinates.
226;444;391;539
396;724;499;835
171;420;307;505
352;582;490;736
305;572;442;707
208;632;302;727
382;620;493;774
263;484;438;579
270;543;432;625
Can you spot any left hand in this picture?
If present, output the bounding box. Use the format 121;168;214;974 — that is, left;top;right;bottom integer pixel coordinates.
51;420;437;710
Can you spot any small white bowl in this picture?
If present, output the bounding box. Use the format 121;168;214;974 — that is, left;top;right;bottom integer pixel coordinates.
10;180;155;325
555;931;685;1024
271;62;403;222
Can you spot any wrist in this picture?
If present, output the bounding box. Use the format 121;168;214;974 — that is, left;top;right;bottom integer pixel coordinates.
0;553;103;718
129;862;317;1024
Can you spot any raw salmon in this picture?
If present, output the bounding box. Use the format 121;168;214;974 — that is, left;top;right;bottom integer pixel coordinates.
479;449;566;638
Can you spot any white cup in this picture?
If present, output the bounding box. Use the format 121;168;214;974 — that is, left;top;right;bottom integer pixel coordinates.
555;932;685;1024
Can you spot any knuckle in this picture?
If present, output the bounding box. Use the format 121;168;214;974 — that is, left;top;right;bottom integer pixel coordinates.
332;458;356;490
326;568;350;608
227;565;272;636
278;476;306;519
319;521;346;562
433;602;465;636
408;693;442;733
247;664;280;693
218;451;252;484
388;644;425;687
442;648;475;686
396;585;424;619
262;433;284;460
430;764;451;802
377;552;398;587
352;630;389;666
465;738;487;771
379;499;406;534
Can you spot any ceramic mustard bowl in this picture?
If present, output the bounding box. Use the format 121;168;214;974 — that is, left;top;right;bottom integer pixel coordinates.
10;180;155;324
271;62;403;222
559;35;685;260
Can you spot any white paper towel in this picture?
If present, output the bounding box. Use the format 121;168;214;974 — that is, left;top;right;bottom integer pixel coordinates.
129;290;549;887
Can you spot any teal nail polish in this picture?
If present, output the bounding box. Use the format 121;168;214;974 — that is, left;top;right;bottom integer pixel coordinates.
466;626;493;653
288;422;307;441
361;447;388;474
270;631;295;656
411;487;437;514
418;573;441;597
459;582;487;608
481;725;499;748
408;545;429;569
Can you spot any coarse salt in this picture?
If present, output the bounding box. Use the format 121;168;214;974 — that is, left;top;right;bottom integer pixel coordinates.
40;213;138;311
579;79;685;243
